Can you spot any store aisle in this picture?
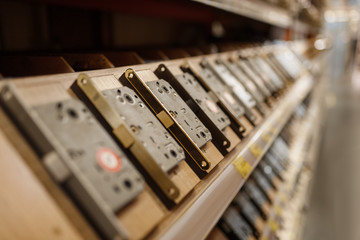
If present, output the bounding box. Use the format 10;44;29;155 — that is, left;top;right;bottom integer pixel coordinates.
304;77;360;240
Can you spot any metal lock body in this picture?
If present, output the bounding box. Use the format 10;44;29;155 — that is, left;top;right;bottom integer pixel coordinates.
266;52;294;81
234;193;264;229
197;60;246;121
102;86;185;173
175;73;230;130
156;67;231;132
252;167;276;189
263;154;285;179
262;55;290;84
213;59;257;110
237;59;272;98
220;206;254;240
185;59;252;134
120;69;211;176
271;49;303;80
252;170;274;203
0;84;144;239
268;150;288;170
256;162;278;189
271;137;289;162
252;57;285;89
224;59;267;115
210;59;264;125
243;181;270;214
154;64;231;154
34;99;145;210
258;161;276;180
244;58;278;94
146;79;212;148
71;74;181;208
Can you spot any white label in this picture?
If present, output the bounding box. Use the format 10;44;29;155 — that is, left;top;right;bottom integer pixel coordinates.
97;148;122;172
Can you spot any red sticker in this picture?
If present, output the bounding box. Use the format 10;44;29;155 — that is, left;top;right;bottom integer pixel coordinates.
205;99;219;113
223;92;236;105
97;148;122;173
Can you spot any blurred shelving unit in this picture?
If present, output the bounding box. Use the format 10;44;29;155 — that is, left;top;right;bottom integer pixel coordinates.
193;0;293;28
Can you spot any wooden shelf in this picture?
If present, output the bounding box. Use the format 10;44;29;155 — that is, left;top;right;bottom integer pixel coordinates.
193;0;293;28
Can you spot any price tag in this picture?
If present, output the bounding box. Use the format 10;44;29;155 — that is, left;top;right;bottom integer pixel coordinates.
250;142;263;158
274;205;282;216
280;193;288;202
268;219;279;232
261;132;271;143
269;125;277;135
233;157;253;179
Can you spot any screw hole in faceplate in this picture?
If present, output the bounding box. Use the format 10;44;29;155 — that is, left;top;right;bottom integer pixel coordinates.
124;180;132;189
67;109;78;119
113;185;120;193
170;150;177;158
163;85;169;93
124;94;134;104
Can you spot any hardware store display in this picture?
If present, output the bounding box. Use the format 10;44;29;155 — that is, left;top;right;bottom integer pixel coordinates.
0;40;325;239
0;0;331;239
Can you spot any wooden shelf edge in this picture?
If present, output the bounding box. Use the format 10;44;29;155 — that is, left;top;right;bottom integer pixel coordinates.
193;0;293;28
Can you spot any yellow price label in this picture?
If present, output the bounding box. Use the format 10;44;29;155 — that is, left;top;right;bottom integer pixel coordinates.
261;132;271;143
250;142;263;158
269;125;277;135
232;157;252;179
280;193;288;202
260;237;269;240
274;205;282;216
268;219;279;232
